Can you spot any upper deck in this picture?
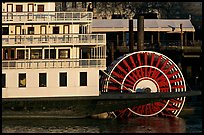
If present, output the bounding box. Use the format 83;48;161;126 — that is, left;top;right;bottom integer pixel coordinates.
2;11;93;24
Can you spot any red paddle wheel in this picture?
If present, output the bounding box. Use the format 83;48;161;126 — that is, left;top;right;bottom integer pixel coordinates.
101;51;186;118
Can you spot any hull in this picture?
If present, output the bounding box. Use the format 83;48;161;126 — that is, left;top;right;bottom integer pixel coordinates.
2;91;201;118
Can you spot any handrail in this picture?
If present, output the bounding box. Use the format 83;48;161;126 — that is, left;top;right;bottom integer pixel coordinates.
2;34;106;46
2;59;106;69
2;11;93;23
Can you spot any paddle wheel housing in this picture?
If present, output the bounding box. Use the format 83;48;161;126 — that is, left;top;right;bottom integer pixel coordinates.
101;51;186;118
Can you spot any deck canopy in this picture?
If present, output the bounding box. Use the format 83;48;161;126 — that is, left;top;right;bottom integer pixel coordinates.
91;19;195;33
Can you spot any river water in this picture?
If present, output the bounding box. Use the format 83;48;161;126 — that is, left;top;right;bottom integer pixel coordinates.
2;102;202;133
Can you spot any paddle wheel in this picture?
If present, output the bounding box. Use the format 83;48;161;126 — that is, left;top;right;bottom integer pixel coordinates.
101;51;186;118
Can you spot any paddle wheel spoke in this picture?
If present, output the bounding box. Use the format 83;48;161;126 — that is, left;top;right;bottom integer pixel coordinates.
116;64;128;75
122;59;132;72
101;51;186;118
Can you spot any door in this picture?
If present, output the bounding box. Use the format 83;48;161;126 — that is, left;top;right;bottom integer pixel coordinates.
40;26;47;42
10;48;16;60
63;25;69;42
28;4;34;20
3;48;16;60
15;26;21;43
7;4;13;20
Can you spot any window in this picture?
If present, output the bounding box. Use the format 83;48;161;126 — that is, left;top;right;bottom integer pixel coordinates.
17;49;28;59
59;72;67;87
37;5;44;12
79;25;87;34
53;26;59;34
58;49;70;59
45;49;56;59
2;27;9;35
39;73;47;87
19;73;26;87
2;74;6;88
3;49;8;60
16;5;23;12
30;49;42;59
28;27;34;34
80;72;87;86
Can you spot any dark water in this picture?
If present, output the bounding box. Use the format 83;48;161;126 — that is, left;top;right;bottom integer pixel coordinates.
2;104;202;133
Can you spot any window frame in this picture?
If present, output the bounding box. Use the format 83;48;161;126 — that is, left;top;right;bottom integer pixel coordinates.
80;72;87;86
19;73;26;88
53;26;60;34
2;27;9;35
39;73;47;87
30;49;42;59
28;27;34;35
59;72;67;87
44;49;56;59
37;5;44;12
2;74;6;88
58;49;70;59
16;5;23;12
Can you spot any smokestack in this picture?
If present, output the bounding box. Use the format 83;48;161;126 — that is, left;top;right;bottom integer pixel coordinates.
129;19;134;52
137;16;144;51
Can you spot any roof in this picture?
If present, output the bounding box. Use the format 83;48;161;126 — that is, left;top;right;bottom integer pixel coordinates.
91;19;195;32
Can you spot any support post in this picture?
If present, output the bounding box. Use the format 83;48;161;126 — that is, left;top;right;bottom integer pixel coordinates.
180;24;183;46
111;42;114;62
129;19;134;52
137;16;144;51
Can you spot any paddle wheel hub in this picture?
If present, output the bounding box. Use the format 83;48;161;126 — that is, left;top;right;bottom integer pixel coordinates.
101;51;186;118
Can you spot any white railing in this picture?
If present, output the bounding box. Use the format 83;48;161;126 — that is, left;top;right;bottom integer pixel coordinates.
2;34;106;46
2;11;93;23
2;59;106;69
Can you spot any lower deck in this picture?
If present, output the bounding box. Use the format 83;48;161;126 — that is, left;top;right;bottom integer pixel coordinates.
2;68;103;98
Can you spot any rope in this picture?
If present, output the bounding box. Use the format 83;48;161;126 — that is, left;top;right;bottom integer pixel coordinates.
100;70;135;93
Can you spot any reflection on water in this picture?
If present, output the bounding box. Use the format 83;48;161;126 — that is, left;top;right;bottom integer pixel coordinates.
1;116;191;133
2;105;202;133
118;117;186;133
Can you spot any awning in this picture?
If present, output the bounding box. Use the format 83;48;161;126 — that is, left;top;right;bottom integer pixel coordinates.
91;19;195;32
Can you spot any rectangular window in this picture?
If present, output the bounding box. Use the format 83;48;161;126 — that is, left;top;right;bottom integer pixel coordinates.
2;74;6;88
60;72;67;87
16;5;23;12
19;73;26;87
30;49;42;59
37;5;44;12
53;26;59;34
17;49;28;59
45;49;56;59
58;49;70;59
28;27;34;34
80;72;87;86
2;27;9;35
39;73;47;87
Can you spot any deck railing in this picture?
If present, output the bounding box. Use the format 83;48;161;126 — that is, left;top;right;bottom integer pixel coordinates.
2;59;106;69
2;11;93;23
2;34;106;46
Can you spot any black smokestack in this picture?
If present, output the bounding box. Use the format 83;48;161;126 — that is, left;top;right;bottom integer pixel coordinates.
137;16;144;51
129;19;134;52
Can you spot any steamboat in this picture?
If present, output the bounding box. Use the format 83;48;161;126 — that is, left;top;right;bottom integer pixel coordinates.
2;2;201;119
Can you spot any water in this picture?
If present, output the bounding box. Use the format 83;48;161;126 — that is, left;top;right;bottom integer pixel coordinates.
2;105;202;133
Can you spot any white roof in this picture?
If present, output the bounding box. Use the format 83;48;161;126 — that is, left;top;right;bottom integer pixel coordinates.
91;19;195;32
